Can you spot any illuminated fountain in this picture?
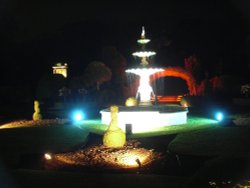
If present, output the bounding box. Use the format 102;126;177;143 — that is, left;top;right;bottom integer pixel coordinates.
100;27;188;133
43;28;188;172
126;26;163;106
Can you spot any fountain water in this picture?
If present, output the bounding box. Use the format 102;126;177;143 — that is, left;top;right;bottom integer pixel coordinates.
100;27;188;133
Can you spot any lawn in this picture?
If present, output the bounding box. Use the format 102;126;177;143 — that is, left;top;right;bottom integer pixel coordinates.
168;125;250;157
0;114;248;161
81;116;218;138
0;124;88;167
1;169;189;188
0;115;219;169
0;113;249;187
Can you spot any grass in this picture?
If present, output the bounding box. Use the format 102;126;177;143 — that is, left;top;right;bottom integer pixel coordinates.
187;155;250;187
168;125;250;157
80;116;218;138
0;124;89;167
3;169;189;188
0;115;219;169
0;112;249;187
80;115;250;158
0;124;88;152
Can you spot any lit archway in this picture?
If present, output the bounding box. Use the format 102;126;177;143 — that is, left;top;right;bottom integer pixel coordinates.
150;66;197;96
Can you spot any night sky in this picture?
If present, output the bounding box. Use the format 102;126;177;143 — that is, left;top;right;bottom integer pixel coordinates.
1;0;250;86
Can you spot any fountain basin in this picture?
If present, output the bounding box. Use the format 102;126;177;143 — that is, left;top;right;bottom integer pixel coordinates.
100;105;188;133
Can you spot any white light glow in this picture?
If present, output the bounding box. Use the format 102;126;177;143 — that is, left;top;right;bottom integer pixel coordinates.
44;153;52;160
132;51;156;57
75;113;83;121
137;39;150;44
126;68;163;75
117;154;146;167
126;68;164;105
141;26;145;38
138;74;153;103
71;110;85;122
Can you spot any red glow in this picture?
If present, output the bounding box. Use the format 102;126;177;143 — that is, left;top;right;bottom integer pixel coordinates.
152;95;183;103
150;66;197;96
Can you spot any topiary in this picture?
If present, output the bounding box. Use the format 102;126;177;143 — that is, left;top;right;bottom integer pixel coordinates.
103;105;126;148
32;100;42;121
125;97;138;107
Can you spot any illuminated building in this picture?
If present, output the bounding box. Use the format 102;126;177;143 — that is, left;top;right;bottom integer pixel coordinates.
52;63;68;78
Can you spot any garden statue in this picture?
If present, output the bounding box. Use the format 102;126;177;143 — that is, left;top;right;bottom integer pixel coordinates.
33;100;42;121
103;105;126;148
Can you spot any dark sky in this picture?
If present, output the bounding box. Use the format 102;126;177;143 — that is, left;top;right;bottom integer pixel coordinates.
1;0;250;85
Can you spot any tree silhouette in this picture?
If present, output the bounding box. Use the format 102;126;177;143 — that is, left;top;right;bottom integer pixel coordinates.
83;61;112;91
184;55;202;83
102;46;127;97
36;73;66;101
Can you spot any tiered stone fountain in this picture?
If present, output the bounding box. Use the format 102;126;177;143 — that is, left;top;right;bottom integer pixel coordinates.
100;27;188;133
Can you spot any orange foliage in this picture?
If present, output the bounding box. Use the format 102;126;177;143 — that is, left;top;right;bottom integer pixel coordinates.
150;66;197;96
153;95;182;103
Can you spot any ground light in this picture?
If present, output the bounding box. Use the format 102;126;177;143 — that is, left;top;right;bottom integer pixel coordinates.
75;113;83;121
215;112;224;122
44;153;52;160
44;142;159;169
70;110;86;125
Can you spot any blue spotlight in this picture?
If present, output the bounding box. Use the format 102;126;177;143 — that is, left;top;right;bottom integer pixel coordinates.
72;110;85;122
75;113;83;121
215;112;224;122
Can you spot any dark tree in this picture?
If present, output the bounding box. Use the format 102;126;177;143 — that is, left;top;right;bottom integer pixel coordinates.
83;61;112;91
36;73;66;101
102;46;127;101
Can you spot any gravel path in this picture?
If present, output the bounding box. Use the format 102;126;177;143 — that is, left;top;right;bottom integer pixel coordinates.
0;119;69;129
